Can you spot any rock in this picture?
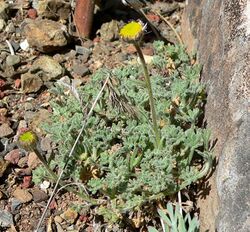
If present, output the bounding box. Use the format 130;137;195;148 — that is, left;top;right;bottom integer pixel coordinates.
27;152;41;170
0;123;13;138
0;210;13;227
66;225;75;231
55;222;64;232
142;46;154;56
152;2;179;16
15;168;32;176
14;78;21;88
137;55;153;65
82;40;94;50
0;159;9;177
21;72;43;93
99;20;119;42
40;136;52;152
30;109;50;135
72;64;89;77
40;180;50;190
5;22;15;34
31;188;48;203
113;53;127;63
11;198;22;212
35;0;71;20
12;188;33;203
0;139;15;157
20;39;29;51
27;8;37;19
182;1;250;232
21;175;32;188
30;56;64;81
17;156;28;168
54;215;63;223
146;13;160;23
60;208;78;224
10;41;20;53
6;55;21;67
65;50;76;60
0;190;3;199
47;216;54;232
23;111;36;122
125;44;137;54
0;1;9;20
75;45;91;63
4;149;20;165
75;45;91;56
0;18;6;32
23;102;33;111
23;19;70;53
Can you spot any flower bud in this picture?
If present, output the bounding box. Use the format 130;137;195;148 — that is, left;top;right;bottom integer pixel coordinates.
18;130;38;151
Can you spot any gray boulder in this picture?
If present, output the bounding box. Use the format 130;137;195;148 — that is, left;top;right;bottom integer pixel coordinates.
182;1;249;231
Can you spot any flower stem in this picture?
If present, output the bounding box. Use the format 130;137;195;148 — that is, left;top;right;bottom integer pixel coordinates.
33;148;58;180
134;42;161;147
32;147;97;204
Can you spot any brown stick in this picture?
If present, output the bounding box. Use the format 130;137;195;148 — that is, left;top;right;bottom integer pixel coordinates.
74;0;95;38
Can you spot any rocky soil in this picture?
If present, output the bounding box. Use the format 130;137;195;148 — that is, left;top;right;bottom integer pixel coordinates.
0;0;186;231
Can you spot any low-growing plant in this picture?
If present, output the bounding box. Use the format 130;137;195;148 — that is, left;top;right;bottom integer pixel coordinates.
148;203;199;232
33;23;213;227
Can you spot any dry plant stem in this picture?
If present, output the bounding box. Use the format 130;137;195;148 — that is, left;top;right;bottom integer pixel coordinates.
134;42;161;147
35;75;110;232
154;10;183;45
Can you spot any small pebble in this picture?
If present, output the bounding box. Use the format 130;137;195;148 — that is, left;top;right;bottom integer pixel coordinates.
0;210;14;227
40;137;52;152
54;215;63;223
27;8;37;19
5;22;15;33
40;180;50;190
75;45;91;56
21;175;32;188
55;222;64;232
10;41;20;52
31;188;48;203
72;65;89;77
11;198;22;212
0;19;6;32
27;152;41;170
0;123;13;138
82;40;94;49
61;208;78;224
12;188;33;203
17;156;28;168
4;149;20;164
66;225;75;231
20;39;29;51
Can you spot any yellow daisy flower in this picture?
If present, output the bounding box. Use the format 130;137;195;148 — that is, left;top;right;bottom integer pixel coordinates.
119;21;144;42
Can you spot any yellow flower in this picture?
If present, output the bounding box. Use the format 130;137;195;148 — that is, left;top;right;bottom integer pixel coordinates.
119;21;144;42
18;130;38;151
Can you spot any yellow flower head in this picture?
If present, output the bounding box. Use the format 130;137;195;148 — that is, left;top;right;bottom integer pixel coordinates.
119;21;144;42
18;130;38;151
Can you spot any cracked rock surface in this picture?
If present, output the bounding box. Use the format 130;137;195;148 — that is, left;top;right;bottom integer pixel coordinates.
182;0;250;231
